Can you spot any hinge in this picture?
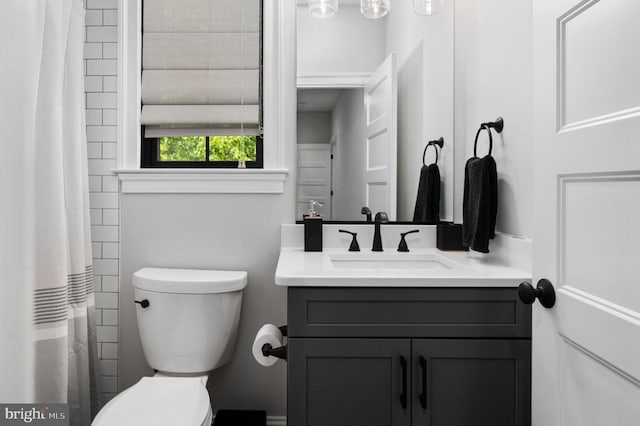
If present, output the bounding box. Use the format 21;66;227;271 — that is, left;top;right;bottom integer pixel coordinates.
331;190;334;196
330;154;334;159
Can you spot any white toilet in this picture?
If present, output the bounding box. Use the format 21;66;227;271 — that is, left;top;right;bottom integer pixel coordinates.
93;267;248;426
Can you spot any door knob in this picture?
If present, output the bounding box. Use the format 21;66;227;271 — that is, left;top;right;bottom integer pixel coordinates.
518;279;556;308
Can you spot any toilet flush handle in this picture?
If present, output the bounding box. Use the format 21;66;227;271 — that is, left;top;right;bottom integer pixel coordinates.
134;299;150;308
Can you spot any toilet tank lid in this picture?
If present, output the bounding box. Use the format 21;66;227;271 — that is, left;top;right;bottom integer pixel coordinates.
133;268;247;294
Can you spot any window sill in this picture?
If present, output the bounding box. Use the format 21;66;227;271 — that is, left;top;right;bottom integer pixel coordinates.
113;168;289;194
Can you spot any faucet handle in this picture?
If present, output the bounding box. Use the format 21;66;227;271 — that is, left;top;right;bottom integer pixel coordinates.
339;229;360;252
398;229;420;252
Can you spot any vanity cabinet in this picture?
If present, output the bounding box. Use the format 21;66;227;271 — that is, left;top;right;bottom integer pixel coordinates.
287;287;531;426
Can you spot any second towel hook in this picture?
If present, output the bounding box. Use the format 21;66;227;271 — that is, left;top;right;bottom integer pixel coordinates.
423;137;444;166
474;117;504;157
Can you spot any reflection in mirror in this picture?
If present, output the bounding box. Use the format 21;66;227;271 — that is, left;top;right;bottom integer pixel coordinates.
295;1;454;223
296;88;368;221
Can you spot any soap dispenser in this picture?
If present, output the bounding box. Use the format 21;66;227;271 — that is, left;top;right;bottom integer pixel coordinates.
303;200;323;252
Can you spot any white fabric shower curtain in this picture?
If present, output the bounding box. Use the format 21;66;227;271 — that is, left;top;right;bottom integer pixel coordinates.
0;0;100;423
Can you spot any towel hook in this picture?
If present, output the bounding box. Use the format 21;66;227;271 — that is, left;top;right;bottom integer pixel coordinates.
481;117;504;133
422;137;444;166
473;117;504;157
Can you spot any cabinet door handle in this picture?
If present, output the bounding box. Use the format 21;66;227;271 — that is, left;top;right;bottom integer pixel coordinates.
419;356;427;409
400;356;408;410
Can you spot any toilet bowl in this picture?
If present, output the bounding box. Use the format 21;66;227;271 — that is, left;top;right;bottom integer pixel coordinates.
92;268;248;426
92;375;212;426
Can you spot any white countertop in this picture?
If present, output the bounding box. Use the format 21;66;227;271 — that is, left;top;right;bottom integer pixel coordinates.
275;247;532;287
275;224;533;287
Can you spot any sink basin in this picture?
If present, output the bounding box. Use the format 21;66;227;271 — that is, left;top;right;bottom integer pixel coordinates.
328;252;461;271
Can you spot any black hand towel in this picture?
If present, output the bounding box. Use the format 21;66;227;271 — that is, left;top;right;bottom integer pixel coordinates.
462;155;497;253
413;163;441;222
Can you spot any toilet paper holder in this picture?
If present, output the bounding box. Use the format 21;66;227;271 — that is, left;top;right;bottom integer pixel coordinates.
261;325;288;361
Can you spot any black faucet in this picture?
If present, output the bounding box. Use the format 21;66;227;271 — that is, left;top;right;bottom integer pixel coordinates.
361;206;372;223
339;229;360;252
372;211;388;251
398;229;420;252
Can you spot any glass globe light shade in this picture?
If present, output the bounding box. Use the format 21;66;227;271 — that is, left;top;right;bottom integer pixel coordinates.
360;0;390;19
309;0;339;18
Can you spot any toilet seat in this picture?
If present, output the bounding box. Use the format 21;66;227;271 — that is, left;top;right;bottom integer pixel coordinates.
92;377;212;426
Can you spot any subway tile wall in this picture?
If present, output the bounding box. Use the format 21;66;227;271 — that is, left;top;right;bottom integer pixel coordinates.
85;0;119;405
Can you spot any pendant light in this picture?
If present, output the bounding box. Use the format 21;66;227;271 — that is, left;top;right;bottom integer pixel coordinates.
413;0;445;15
308;0;339;18
360;0;390;19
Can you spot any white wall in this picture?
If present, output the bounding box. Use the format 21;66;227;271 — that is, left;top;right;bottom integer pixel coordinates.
384;1;454;222
297;5;386;75
119;193;292;415
453;0;533;238
297;112;332;144
385;0;532;234
332;89;367;220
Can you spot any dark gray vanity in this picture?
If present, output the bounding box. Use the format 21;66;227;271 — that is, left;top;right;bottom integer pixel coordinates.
286;286;531;426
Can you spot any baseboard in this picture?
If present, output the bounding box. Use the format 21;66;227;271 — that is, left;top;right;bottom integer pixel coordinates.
267;416;286;426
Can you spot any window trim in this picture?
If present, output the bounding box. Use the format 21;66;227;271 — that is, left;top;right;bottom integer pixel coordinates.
141;135;264;169
117;168;287;194
115;0;294;194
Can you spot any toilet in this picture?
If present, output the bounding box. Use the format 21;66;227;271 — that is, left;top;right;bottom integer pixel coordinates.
92;267;248;426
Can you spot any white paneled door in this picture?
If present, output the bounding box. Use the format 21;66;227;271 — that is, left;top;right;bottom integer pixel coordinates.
532;0;640;425
364;53;397;220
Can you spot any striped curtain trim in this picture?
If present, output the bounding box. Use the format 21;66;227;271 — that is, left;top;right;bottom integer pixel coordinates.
33;265;94;325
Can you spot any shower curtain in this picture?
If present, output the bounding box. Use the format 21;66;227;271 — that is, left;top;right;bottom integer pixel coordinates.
1;0;100;423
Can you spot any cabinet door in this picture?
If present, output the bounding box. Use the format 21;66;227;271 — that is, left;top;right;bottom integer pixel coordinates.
288;338;411;426
412;339;531;426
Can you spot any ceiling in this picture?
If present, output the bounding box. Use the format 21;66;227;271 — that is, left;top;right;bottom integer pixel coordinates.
297;89;344;112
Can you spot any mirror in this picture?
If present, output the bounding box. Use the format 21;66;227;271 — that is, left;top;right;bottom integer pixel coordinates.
295;1;454;223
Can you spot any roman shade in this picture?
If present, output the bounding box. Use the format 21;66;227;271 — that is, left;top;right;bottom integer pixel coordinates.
141;0;261;135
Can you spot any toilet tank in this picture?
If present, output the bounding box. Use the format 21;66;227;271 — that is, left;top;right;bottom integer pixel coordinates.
133;268;247;373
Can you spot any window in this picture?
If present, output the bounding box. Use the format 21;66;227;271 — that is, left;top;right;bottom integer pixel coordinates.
141;135;263;168
117;0;291;193
140;0;262;168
